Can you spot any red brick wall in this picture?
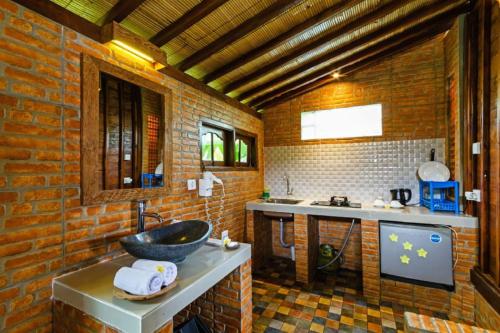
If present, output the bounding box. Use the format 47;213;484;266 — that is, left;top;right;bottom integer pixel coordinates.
263;36;446;147
271;217;362;272
0;1;263;332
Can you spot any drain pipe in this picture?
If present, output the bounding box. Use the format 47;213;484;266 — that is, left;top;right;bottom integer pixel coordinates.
279;218;295;261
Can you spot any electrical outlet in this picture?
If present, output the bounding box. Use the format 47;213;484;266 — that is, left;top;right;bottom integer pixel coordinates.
465;189;481;202
187;179;196;190
472;142;481;155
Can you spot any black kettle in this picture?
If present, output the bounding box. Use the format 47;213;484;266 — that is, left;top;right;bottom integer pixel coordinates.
390;188;412;206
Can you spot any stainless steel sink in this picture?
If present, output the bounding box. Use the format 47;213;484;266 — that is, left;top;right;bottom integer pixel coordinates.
119;220;212;262
264;198;302;204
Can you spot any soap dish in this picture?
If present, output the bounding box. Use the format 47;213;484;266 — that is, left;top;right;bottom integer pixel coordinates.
225;241;240;251
113;281;177;301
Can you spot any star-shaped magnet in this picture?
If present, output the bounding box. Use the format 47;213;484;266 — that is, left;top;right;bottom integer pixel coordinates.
403;241;413;251
389;233;398;242
417;248;428;258
400;255;410;264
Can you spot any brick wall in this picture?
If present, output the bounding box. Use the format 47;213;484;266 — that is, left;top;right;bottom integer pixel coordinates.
271;217;362;272
374;224;478;324
263;36;446;147
0;1;263;332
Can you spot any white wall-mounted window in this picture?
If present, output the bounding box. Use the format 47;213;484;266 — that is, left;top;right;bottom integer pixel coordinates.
301;104;382;140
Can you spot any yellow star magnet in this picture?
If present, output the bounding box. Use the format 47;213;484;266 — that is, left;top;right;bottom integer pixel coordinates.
403;241;413;251
389;233;398;242
400;255;410;264
417;248;428;258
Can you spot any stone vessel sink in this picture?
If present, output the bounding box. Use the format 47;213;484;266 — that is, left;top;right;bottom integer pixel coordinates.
119;220;212;262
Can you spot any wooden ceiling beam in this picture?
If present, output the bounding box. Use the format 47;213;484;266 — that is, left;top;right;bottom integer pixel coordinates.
237;0;462;102
176;0;302;72
10;0;261;119
225;0;465;96
201;0;363;84
99;0;146;25
150;0;230;47
251;14;458;109
11;0;101;40
255;21;454;110
222;0;408;94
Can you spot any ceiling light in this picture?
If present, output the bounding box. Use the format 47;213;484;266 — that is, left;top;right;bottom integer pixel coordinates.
332;72;341;79
101;22;167;70
112;40;155;63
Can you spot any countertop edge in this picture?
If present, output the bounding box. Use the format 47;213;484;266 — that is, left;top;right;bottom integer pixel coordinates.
53;241;252;333
143;244;251;332
246;200;478;228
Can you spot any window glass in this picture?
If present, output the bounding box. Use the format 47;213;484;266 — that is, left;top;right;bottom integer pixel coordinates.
201;132;212;161
240;141;248;163
235;139;241;162
213;133;224;161
301;104;382;140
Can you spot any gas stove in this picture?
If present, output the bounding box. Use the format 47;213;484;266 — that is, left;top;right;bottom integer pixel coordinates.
310;196;361;208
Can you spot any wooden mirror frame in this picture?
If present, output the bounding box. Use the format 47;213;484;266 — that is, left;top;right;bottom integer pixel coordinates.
81;54;173;205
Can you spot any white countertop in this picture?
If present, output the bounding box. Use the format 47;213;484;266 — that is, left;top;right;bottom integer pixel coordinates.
246;199;477;228
53;239;251;333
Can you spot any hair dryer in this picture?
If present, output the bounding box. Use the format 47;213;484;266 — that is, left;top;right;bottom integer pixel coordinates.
199;171;223;197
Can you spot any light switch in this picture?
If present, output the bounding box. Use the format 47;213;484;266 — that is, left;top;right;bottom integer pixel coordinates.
187;179;196;190
124;154;131;161
123;177;133;184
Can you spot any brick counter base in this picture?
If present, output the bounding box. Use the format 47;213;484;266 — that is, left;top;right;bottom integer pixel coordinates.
53;259;252;333
404;312;495;333
361;220;478;324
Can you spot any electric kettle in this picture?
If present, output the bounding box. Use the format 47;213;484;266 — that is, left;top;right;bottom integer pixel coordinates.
390;188;412;206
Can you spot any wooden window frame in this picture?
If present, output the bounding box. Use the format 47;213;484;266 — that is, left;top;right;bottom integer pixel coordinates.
199;118;258;171
235;130;257;169
81;53;173;205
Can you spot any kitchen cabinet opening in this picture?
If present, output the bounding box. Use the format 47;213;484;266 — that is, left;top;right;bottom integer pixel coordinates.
301;104;382;140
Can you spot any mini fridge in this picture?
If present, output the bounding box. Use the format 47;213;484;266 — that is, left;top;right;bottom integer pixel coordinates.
379;221;454;289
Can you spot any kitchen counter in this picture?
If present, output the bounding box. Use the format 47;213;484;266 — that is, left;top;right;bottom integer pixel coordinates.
246;199;477;228
53;239;251;333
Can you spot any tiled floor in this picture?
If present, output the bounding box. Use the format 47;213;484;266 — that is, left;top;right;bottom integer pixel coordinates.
252;257;448;333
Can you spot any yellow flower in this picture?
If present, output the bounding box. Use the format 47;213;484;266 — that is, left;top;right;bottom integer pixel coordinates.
389;233;398;242
417;248;428;258
156;265;165;273
403;241;413;251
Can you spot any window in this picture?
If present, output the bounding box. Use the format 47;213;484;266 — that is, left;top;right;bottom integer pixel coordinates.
201;125;228;166
235;133;256;167
200;118;257;170
301;104;382;140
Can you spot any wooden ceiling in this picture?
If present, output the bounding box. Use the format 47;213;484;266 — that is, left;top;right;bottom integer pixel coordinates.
45;0;469;111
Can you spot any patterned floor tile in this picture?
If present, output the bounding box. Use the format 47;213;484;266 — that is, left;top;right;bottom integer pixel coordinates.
252;256;447;333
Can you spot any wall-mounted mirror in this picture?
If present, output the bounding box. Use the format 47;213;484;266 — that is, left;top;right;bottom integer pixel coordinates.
81;54;172;205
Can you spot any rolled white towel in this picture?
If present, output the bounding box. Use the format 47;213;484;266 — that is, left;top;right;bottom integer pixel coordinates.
132;259;177;286
113;267;163;296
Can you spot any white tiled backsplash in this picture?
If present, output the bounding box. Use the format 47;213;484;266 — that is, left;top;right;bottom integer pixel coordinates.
264;138;446;203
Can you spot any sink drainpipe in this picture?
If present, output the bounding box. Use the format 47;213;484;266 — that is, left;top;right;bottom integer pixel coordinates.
279;218;295;261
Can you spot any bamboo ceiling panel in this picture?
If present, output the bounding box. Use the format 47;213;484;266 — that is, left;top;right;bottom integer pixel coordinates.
226;0;432;97
207;0;380;90
47;0;467;110
52;0;118;23
239;1;463;104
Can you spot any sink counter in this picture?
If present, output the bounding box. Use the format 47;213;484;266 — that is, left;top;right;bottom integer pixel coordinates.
246;199;477;228
53;239;251;333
